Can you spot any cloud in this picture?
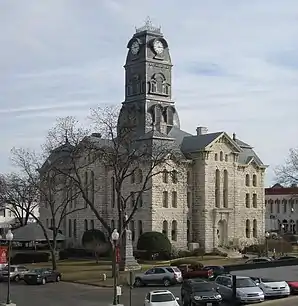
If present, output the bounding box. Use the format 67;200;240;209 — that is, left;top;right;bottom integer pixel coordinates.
0;0;298;185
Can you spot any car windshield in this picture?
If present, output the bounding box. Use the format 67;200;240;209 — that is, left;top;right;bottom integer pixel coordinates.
236;278;257;288
151;293;175;302
261;278;279;283
193;283;215;292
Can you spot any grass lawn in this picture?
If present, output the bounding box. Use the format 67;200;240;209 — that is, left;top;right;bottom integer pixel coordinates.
26;256;245;287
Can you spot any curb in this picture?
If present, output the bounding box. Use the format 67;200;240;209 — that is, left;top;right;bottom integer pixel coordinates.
62;280;114;288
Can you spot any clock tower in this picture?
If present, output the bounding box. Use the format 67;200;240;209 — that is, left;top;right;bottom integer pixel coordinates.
117;19;180;139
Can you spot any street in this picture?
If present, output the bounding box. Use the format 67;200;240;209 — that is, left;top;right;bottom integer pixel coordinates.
0;281;298;306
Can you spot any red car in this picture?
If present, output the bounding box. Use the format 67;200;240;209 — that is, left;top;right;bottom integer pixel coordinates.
178;264;213;279
287;281;298;294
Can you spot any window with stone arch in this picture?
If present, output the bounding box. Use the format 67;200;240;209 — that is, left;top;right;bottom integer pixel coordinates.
135;168;143;184
84;219;88;231
220;151;224;161
245;219;251;238
162;220;168;236
166;106;174;125
171;220;177;241
171;170;178;184
149;80;157;93
215;153;218;161
215;169;220;207
253;219;257;238
162;170;168;183
223;170;228;208
68;219;72;238
245;174;250;186
187;219;191;242
252;174;257;187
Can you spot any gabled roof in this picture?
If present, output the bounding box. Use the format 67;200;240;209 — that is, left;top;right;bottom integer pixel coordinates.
181;131;241;154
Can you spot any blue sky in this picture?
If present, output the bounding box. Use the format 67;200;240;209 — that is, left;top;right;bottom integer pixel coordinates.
0;0;297;186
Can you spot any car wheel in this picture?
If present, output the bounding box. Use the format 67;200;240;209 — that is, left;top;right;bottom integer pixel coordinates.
134;278;142;287
163;278;171;287
41;278;46;285
14;275;20;282
56;275;61;282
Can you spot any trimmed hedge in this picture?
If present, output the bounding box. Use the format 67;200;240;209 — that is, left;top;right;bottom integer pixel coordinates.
243;240;293;254
59;247;111;259
11;252;50;264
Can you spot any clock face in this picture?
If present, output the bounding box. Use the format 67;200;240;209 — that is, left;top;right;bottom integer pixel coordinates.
153;40;164;54
131;41;140;55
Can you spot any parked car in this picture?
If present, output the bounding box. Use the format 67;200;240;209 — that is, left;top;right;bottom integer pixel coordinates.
276;256;297;261
245;257;272;264
180;264;213;280
203;266;225;279
23;268;61;285
215;274;264;304
134;266;182;287
286;281;298;294
251;277;290;298
0;265;29;282
144;290;180;306
181;278;222;306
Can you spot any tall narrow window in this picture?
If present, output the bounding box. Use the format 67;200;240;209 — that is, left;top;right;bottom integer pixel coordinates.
162;170;168;183
187;192;191;208
130;192;135;208
90;171;95;204
130;171;135;184
187;220;191;242
138;194;143;207
136;169;143;184
138;220;143;237
215;169;220;208
172;191;177;208
84;171;88;208
90;220;94;230
73;219;77;238
187;171;191;184
245;193;250;208
245;174;250;187
253;219;257;238
215;153;218;161
68;219;72;238
283;199;287;213
111;177;115;208
84;219;88;231
252;194;257;208
162;220;168;236
220;151;224;161
111;220;115;230
276;199;280;213
252;174;257;187
171;170;178;184
162;191;168;208
246;219;251;238
130;221;135;241
223;170;228;208
46;219;49;228
270;200;273;213
171;220;177;241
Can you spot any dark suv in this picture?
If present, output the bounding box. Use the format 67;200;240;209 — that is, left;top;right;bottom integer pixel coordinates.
181;278;222;306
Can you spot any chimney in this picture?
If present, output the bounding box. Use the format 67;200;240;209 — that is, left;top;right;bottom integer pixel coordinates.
91;133;102;138
196;126;208;136
233;133;236;141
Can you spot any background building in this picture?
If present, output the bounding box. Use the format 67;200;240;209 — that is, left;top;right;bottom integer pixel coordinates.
40;22;267;252
265;183;298;233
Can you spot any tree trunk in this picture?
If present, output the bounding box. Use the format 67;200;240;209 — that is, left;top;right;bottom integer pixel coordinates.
50;248;57;270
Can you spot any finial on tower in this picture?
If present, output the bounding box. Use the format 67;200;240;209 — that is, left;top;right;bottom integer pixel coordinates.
135;16;161;33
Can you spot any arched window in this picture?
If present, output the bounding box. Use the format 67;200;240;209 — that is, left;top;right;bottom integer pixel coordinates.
246;219;251;238
172;191;177;208
68;219;72;238
223;170;228;208
220;151;224;161
84;219;88;231
253;194;257;208
136;168;143;184
171;220;177;241
111;176;115;208
84;171;88;208
150;80;157;93
215;169;220;208
162;191;168;208
245;174;250;187
162;220;168;236
167;107;174;125
253;219;257;238
252;174;257;187
225;154;228;162
90;220;94;230
171;170;178;184
245;193;250;208
215;153;218;161
162;170;168;183
187;220;191;242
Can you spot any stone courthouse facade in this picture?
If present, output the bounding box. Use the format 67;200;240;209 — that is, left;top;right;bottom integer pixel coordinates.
40;21;268;252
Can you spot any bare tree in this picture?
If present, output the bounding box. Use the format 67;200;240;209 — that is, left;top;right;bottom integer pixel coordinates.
10;147;86;270
275;148;298;185
0;173;38;228
42;106;182;238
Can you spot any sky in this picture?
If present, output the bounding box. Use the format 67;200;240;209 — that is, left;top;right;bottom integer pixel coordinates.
0;0;297;186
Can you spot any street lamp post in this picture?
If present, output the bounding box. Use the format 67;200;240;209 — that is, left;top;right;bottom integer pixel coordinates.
5;229;14;306
265;232;270;257
281;224;285;255
111;229;120;306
